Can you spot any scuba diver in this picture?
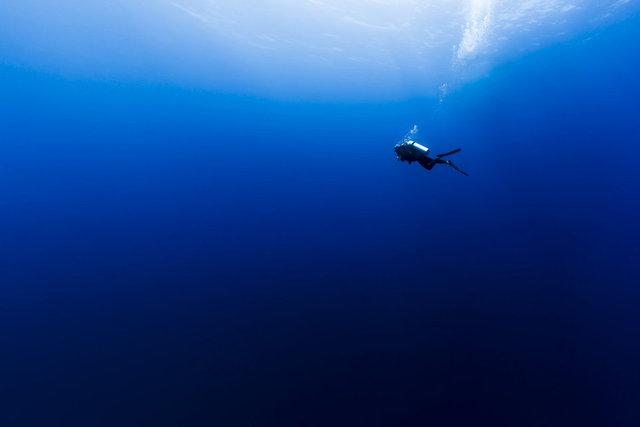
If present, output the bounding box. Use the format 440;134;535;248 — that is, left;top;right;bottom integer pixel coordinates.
394;126;468;176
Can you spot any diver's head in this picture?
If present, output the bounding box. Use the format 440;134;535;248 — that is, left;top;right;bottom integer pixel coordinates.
394;143;404;160
394;142;411;161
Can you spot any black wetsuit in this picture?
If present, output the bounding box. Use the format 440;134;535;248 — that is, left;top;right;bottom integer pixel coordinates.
394;143;468;176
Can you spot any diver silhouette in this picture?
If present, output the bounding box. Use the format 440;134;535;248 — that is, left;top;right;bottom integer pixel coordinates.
394;128;468;176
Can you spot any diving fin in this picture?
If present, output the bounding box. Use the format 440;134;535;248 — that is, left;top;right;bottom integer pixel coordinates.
436;148;462;158
446;160;469;176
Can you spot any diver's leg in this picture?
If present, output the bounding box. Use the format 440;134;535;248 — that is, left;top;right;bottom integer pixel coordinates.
418;158;436;170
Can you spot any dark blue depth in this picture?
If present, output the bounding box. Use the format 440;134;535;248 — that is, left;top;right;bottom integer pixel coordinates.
1;15;640;427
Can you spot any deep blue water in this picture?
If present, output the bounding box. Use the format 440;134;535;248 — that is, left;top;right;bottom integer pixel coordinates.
2;14;640;427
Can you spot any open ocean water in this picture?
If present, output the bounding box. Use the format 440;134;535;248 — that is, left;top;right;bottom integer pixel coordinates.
1;4;640;426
